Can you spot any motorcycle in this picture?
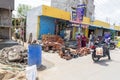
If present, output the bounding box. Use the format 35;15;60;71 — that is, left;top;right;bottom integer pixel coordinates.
91;39;111;62
104;38;115;50
109;40;116;50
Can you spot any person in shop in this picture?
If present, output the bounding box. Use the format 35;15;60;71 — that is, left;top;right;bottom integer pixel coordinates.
60;29;64;39
81;34;87;47
15;28;19;39
76;33;82;49
65;28;71;41
20;28;24;41
89;32;95;48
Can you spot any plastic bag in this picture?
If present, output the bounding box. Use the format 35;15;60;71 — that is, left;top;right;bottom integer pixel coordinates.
26;65;37;80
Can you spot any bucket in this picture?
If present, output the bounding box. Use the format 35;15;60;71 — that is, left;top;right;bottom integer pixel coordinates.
28;44;42;68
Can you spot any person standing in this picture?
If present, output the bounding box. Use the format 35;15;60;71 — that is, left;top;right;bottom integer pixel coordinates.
104;32;111;46
81;34;87;47
89;32;95;48
20;28;24;41
76;33;82;49
15;28;19;39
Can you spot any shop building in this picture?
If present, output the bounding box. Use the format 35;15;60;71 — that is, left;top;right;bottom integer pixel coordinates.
114;26;120;36
26;5;70;40
26;5;91;41
26;5;120;41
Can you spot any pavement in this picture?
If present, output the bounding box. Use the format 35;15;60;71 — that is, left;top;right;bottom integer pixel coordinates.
38;48;120;80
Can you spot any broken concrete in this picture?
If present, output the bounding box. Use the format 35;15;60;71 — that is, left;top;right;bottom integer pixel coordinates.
0;45;27;68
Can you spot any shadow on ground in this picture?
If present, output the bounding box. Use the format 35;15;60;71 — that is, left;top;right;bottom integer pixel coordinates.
38;58;55;71
38;65;47;71
95;59;112;66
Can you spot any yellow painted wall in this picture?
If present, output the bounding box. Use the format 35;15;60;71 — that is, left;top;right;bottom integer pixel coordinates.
42;5;70;20
114;26;118;30
93;20;110;29
115;26;120;31
82;17;110;29
118;26;120;31
72;27;76;40
114;26;116;30
85;28;88;38
82;17;90;24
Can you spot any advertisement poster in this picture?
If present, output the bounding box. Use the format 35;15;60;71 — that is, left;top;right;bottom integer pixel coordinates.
76;7;84;22
71;5;85;23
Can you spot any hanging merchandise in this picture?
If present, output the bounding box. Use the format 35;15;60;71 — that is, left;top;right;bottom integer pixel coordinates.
81;24;88;29
78;24;82;33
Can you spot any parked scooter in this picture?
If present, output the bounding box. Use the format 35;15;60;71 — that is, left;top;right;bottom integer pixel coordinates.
104;37;115;50
91;39;111;62
109;40;116;50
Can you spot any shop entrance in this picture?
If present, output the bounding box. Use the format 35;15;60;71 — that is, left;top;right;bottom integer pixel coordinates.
55;20;68;39
88;29;94;38
118;32;120;36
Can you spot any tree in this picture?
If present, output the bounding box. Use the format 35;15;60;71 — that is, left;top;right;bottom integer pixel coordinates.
17;4;32;18
12;18;21;26
17;4;32;41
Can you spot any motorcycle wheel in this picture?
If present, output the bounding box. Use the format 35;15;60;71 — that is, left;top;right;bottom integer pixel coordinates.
92;53;100;62
109;44;115;50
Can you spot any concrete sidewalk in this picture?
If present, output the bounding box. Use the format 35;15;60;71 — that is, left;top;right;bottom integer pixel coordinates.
38;49;120;80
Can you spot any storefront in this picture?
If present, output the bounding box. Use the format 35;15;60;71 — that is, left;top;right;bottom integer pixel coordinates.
54;19;69;39
38;16;69;39
118;31;120;36
68;23;89;40
103;28;115;40
81;24;89;38
110;30;116;39
26;5;70;40
114;26;120;36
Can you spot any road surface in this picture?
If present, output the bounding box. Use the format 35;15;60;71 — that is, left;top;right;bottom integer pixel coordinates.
38;48;120;80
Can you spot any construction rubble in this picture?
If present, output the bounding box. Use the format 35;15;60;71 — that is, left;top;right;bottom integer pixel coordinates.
0;34;91;80
0;66;26;80
0;45;27;68
42;35;91;60
0;45;27;80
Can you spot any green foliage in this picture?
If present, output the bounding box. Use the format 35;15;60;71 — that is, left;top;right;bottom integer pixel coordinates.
12;19;21;26
17;4;32;18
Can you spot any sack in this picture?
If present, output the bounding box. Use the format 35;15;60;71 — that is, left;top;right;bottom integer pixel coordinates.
96;47;103;56
26;65;37;80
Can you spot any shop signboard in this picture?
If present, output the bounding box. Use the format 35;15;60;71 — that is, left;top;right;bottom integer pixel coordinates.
71;4;85;23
